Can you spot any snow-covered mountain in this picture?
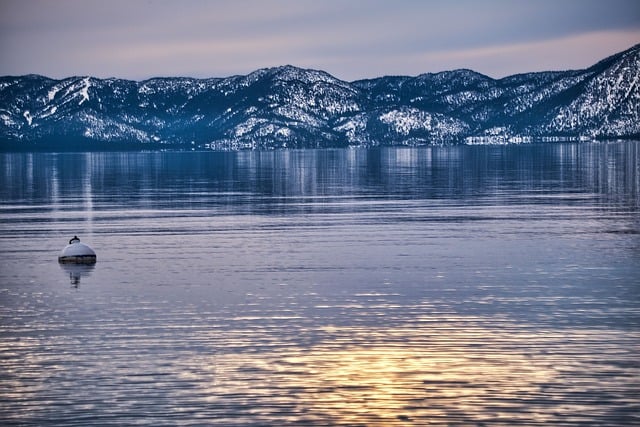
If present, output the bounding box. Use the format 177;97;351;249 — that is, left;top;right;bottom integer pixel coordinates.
1;44;638;149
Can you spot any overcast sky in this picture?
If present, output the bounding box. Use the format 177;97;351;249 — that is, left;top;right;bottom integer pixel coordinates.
1;0;638;81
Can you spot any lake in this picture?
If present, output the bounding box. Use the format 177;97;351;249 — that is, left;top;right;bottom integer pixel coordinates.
1;142;639;426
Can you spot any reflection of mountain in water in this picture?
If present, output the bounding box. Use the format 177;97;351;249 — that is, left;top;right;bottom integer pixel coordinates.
0;142;638;215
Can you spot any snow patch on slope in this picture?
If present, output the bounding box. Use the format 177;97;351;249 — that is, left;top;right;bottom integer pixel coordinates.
380;109;433;135
78;77;91;105
23;111;33;126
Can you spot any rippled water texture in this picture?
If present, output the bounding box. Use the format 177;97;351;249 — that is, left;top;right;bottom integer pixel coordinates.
1;142;639;425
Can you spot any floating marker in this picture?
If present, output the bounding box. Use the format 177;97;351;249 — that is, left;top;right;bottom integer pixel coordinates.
58;236;97;264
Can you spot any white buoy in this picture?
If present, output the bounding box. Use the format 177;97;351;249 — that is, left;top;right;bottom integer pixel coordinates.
58;236;97;264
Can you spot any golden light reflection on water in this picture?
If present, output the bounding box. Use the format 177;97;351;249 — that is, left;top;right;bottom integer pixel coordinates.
202;322;639;425
2;309;638;425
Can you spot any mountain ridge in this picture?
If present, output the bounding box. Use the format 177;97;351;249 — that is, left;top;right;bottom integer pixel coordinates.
1;44;639;150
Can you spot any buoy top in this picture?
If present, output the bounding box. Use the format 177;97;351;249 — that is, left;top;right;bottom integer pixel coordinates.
59;236;97;264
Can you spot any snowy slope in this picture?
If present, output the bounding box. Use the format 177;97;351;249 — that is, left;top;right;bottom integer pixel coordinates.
1;44;638;149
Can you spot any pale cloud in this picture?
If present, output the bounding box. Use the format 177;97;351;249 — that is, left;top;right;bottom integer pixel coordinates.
412;29;640;78
0;0;638;80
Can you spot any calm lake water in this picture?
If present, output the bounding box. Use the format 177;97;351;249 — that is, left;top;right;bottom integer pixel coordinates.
1;142;639;426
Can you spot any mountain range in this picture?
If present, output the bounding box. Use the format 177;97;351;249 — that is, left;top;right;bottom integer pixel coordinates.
1;44;638;150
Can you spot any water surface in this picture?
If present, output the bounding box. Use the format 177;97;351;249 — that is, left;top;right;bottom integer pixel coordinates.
1;142;639;425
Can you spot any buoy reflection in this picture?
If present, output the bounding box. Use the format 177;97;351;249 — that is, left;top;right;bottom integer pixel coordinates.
59;262;95;287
